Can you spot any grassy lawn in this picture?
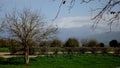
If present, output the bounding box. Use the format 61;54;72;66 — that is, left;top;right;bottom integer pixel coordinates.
0;54;120;68
0;48;9;52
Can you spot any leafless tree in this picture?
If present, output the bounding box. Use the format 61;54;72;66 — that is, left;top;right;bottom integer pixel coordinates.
53;0;120;30
5;9;57;65
0;5;5;32
0;23;5;31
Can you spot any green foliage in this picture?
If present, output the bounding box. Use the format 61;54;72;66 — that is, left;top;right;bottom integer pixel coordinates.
64;38;79;47
0;57;24;65
0;57;7;64
0;48;9;52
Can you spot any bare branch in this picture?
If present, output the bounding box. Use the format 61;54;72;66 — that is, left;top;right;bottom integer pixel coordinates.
4;8;57;64
53;0;120;30
92;0;120;30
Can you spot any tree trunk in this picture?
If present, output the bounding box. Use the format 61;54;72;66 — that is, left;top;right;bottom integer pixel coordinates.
24;45;29;65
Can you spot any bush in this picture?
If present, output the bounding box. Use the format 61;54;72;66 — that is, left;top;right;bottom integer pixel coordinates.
87;39;99;47
8;45;22;54
0;57;7;64
64;38;79;54
0;39;7;48
51;39;63;47
99;43;104;47
81;39;89;47
39;47;49;55
64;38;79;47
39;41;50;55
119;43;120;47
83;39;99;47
50;39;63;55
39;41;50;47
109;40;119;47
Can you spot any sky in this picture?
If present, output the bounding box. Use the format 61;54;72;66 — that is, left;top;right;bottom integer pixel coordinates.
0;0;120;41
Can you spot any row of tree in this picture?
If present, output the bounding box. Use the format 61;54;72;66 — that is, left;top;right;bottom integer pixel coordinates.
0;38;120;48
41;38;120;48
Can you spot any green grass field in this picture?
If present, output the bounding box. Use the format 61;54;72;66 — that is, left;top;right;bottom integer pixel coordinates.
0;54;120;68
0;48;9;52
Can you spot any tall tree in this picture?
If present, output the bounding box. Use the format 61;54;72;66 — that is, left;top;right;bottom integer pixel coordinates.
0;5;5;32
5;9;57;65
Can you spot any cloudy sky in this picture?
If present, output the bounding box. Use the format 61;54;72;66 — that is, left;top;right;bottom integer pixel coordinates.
1;0;120;41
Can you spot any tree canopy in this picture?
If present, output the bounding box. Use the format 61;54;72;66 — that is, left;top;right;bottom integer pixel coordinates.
4;8;57;64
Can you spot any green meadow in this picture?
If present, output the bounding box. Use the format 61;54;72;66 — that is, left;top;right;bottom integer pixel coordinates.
0;54;120;68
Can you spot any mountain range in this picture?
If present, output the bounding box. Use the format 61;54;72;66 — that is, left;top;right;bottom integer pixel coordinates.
57;27;120;44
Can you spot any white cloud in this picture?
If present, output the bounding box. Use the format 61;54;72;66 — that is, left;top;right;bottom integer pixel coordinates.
54;16;120;33
54;16;91;28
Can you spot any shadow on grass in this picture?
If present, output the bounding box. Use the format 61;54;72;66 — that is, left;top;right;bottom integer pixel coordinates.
0;57;24;65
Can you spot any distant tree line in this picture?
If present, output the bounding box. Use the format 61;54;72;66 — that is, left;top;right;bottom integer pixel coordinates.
0;38;120;56
0;38;120;48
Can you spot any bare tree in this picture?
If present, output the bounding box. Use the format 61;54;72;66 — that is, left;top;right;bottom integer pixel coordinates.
5;9;57;65
53;0;120;30
0;23;5;31
0;5;5;32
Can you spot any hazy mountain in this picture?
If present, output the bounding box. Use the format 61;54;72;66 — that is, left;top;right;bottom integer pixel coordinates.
86;31;120;44
57;27;120;44
57;26;93;41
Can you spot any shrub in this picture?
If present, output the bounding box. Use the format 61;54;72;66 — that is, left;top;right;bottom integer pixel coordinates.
7;39;21;54
81;39;99;47
119;43;120;47
99;43;104;47
0;57;6;64
81;39;89;47
64;38;79;47
50;39;63;55
109;40;119;47
39;41;50;55
40;47;49;55
64;38;79;54
51;39;63;47
87;39;99;47
39;41;50;47
0;39;7;47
